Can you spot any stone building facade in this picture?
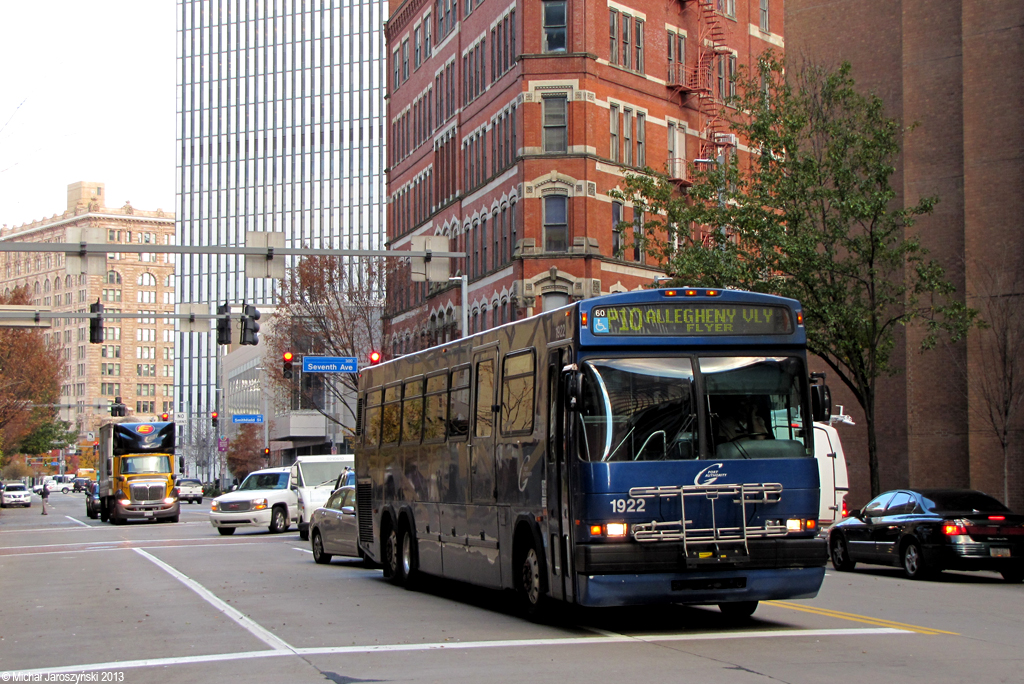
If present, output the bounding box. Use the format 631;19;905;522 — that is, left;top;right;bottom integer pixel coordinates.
787;1;1024;508
0;182;176;440
383;0;785;352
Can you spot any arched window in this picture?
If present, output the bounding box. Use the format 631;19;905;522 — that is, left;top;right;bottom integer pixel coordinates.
65;276;72;289
43;280;51;293
53;278;61;291
106;270;122;285
33;281;40;295
138;273;156;287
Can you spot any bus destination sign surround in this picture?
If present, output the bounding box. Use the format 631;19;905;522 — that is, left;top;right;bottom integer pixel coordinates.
590;304;793;336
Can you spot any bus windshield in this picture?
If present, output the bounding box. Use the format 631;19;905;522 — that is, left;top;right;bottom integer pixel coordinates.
703;356;809;460
579;358;697;462
121;455;172;474
577;356;810;462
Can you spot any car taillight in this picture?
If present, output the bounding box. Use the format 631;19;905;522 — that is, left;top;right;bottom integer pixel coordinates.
988;515;1006;521
841;500;849;518
942;520;967;536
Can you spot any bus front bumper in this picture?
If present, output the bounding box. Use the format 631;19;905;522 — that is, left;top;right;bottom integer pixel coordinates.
576;566;826;607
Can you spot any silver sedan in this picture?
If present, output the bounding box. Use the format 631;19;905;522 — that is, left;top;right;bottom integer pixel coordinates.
309;485;361;564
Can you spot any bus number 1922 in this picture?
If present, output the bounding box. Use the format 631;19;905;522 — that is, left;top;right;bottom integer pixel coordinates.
610;498;646;513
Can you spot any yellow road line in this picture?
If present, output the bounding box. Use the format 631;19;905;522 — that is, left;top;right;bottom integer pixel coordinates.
768;601;959;636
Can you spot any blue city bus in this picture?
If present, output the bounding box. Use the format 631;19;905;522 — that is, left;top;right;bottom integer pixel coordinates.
355;288;830;617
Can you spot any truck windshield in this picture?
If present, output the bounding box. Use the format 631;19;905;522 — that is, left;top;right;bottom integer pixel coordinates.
298;462;345;487
238;473;288;490
578;358;697;462
121;455;172;474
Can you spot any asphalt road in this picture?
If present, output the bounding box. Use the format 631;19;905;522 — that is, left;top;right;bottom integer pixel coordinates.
1;491;1022;683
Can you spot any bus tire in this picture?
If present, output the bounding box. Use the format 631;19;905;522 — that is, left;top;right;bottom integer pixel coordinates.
100;501;109;523
399;522;419;589
515;539;547;619
384;523;406;586
719;601;758;619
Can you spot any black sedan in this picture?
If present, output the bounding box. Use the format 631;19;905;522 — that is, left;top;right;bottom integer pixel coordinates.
828;489;1024;582
85;482;101;519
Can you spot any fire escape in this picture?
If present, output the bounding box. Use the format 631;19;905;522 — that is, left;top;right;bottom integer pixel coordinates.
666;0;734;182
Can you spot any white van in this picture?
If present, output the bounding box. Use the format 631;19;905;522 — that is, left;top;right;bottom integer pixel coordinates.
813;418;851;527
291;454;354;541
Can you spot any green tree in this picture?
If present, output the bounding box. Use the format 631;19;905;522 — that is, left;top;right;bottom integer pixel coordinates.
225;424;266;482
18;418;76;455
615;55;974;496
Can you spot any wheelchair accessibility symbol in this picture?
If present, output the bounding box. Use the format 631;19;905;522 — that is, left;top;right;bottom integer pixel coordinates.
593;317;610;333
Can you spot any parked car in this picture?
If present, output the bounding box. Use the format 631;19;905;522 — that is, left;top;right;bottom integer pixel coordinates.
85;482;100;519
2;482;31;508
309;485;360;564
209;467;298;536
176;478;204;504
828;489;1024;582
290;455;353;541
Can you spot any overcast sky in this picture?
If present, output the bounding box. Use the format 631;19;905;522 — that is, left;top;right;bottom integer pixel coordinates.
0;1;176;227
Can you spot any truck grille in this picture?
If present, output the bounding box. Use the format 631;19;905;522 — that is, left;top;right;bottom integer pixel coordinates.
220;501;252;512
130;483;166;502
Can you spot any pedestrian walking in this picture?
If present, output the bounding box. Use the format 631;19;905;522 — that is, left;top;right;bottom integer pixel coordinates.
40;484;49;515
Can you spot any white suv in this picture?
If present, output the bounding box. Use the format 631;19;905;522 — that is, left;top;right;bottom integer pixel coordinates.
209;468;298;536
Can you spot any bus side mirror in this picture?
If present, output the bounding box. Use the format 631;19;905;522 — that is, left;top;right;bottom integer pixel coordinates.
810;374;831;422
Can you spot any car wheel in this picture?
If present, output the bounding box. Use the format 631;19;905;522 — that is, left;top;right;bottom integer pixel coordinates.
218;527;236;536
400;525;419;588
516;542;547;619
100;503;109;523
168;515;179;523
1000;569;1024;583
269;506;287;534
299;529;309;542
830;535;856;571
901;539;930;580
719;601;759;619
197;497;202;505
312;531;332;564
62;487;70;494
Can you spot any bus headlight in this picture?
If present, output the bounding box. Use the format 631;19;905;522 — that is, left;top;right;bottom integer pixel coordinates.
590;523;628;538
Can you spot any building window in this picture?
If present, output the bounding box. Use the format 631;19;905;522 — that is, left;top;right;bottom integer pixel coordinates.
633;210;644;263
425;15;432;55
544;195;568;253
542;96;567;153
609;104;619;163
542;0;567;53
414;26;422;68
612;201;622;257
623;108;633;166
621;13;630;69
402;39;410;81
717;56;726;100
634;19;644;73
728;54;737;99
609;10;618;65
393;49;400;91
636;113;646;167
719;0;736;17
760;0;769;32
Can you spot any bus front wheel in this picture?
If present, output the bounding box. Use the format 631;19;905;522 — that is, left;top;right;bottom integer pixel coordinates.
516;542;547;619
383;523;405;586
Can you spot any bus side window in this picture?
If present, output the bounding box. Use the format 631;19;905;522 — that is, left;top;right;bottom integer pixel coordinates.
364;389;382;447
424;373;449;443
449;366;470;439
475;359;495;438
402;378;424;444
381;385;402;444
501;349;535;434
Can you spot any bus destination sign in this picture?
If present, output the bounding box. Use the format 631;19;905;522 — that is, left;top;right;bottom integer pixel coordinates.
590;304;793;336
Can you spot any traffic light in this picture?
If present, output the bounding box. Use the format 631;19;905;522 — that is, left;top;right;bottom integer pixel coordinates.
89;300;104;344
368;350;382;365
240;304;260;346
110;396;126;417
216;303;232;345
211;411;219;428
263;447;270;458
160;413;170;422
282;351;294;379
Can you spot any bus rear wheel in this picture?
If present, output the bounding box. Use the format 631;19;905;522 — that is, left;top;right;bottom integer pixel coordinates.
383;525;406;586
400;525;419;589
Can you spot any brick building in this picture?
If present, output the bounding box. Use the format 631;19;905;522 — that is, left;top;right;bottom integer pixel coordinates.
0;182;177;440
787;1;1024;508
383;0;785;352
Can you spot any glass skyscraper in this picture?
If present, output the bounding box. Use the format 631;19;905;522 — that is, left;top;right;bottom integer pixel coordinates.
175;0;386;425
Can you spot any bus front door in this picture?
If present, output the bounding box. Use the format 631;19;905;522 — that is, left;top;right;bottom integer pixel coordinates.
546;348;575;603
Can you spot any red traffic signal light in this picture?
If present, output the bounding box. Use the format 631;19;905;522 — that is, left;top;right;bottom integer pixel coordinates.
263;447;270;457
160;413;169;421
211;411;219;428
368;350;382;365
283;351;294;379
283;351;294;362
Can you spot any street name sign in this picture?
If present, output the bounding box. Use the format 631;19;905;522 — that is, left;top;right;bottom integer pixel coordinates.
303;356;358;373
232;414;264;424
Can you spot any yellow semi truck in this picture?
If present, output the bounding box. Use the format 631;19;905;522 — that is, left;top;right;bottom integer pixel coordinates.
98;420;181;525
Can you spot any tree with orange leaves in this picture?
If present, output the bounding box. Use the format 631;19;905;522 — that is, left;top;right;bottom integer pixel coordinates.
225;424;267;482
